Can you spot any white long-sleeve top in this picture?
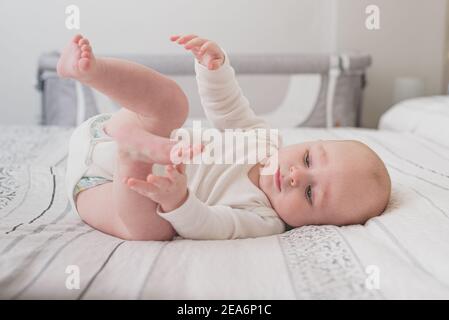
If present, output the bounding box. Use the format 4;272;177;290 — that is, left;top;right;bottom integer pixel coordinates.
155;53;286;240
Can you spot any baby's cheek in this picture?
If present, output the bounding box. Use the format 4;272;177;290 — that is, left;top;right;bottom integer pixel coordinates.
286;195;302;212
281;194;299;213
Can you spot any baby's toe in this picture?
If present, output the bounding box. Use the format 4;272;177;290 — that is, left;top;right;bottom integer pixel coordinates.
72;34;83;44
78;38;90;47
81;44;91;52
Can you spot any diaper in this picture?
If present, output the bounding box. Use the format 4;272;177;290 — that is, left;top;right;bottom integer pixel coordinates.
73;176;112;200
70;113;117;203
66;112;165;215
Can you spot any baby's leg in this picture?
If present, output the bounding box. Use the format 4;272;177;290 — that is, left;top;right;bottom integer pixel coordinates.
57;34;188;137
60;35;189;240
75;151;176;241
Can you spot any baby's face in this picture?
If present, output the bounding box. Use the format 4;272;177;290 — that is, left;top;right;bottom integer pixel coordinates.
258;140;390;227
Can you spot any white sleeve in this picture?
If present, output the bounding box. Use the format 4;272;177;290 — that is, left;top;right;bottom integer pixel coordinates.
156;189;286;240
195;51;270;131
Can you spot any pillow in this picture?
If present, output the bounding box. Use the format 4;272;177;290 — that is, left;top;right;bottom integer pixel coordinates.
378;95;449;148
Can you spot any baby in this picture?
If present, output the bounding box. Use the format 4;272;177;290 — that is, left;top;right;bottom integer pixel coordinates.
59;34;391;241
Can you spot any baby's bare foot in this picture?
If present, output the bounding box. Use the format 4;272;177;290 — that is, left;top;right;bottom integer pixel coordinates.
111;125;202;165
112;125;178;164
57;34;97;82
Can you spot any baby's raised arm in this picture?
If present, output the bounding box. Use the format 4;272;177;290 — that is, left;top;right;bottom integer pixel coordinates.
170;34;225;70
171;34;269;131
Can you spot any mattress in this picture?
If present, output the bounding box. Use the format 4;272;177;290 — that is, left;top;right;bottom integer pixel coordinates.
1;122;449;299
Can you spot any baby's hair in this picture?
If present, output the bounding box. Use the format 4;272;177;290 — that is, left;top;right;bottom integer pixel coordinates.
351;140;392;221
283;222;295;231
369;148;392;214
327;140;392;225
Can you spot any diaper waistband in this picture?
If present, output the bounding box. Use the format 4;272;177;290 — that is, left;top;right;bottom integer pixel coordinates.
85;113;114;166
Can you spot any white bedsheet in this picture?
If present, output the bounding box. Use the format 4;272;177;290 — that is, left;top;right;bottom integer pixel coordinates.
0;124;448;299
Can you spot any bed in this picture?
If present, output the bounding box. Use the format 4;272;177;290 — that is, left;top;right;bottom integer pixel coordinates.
1;96;449;300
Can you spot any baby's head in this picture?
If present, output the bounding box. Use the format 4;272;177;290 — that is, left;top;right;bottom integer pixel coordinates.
259;140;391;228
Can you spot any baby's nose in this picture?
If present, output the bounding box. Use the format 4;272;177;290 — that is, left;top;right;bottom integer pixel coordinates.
289;166;302;187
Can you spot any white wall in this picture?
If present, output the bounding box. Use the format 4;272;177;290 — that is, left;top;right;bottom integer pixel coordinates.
0;0;332;125
336;0;448;128
0;0;447;128
443;2;449;93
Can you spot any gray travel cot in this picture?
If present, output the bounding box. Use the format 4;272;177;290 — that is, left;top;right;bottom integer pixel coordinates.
36;52;371;128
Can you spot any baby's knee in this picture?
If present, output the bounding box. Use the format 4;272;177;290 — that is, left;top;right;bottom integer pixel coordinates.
168;80;189;124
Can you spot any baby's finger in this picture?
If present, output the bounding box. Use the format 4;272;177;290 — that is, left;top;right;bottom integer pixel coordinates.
146;174;172;189
170;35;180;41
127;178;159;196
166;163;185;179
176;34;197;45
175;163;186;174
191;48;205;61
165;165;180;182
170;142;198;164
208;58;223;70
198;41;219;56
191;143;204;158
184;37;208;50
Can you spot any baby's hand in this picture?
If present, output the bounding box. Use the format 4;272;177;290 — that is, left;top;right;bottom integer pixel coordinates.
170;34;225;70
127;164;188;213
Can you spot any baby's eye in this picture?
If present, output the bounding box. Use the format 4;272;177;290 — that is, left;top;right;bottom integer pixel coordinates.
305;185;313;205
304;150;310;167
